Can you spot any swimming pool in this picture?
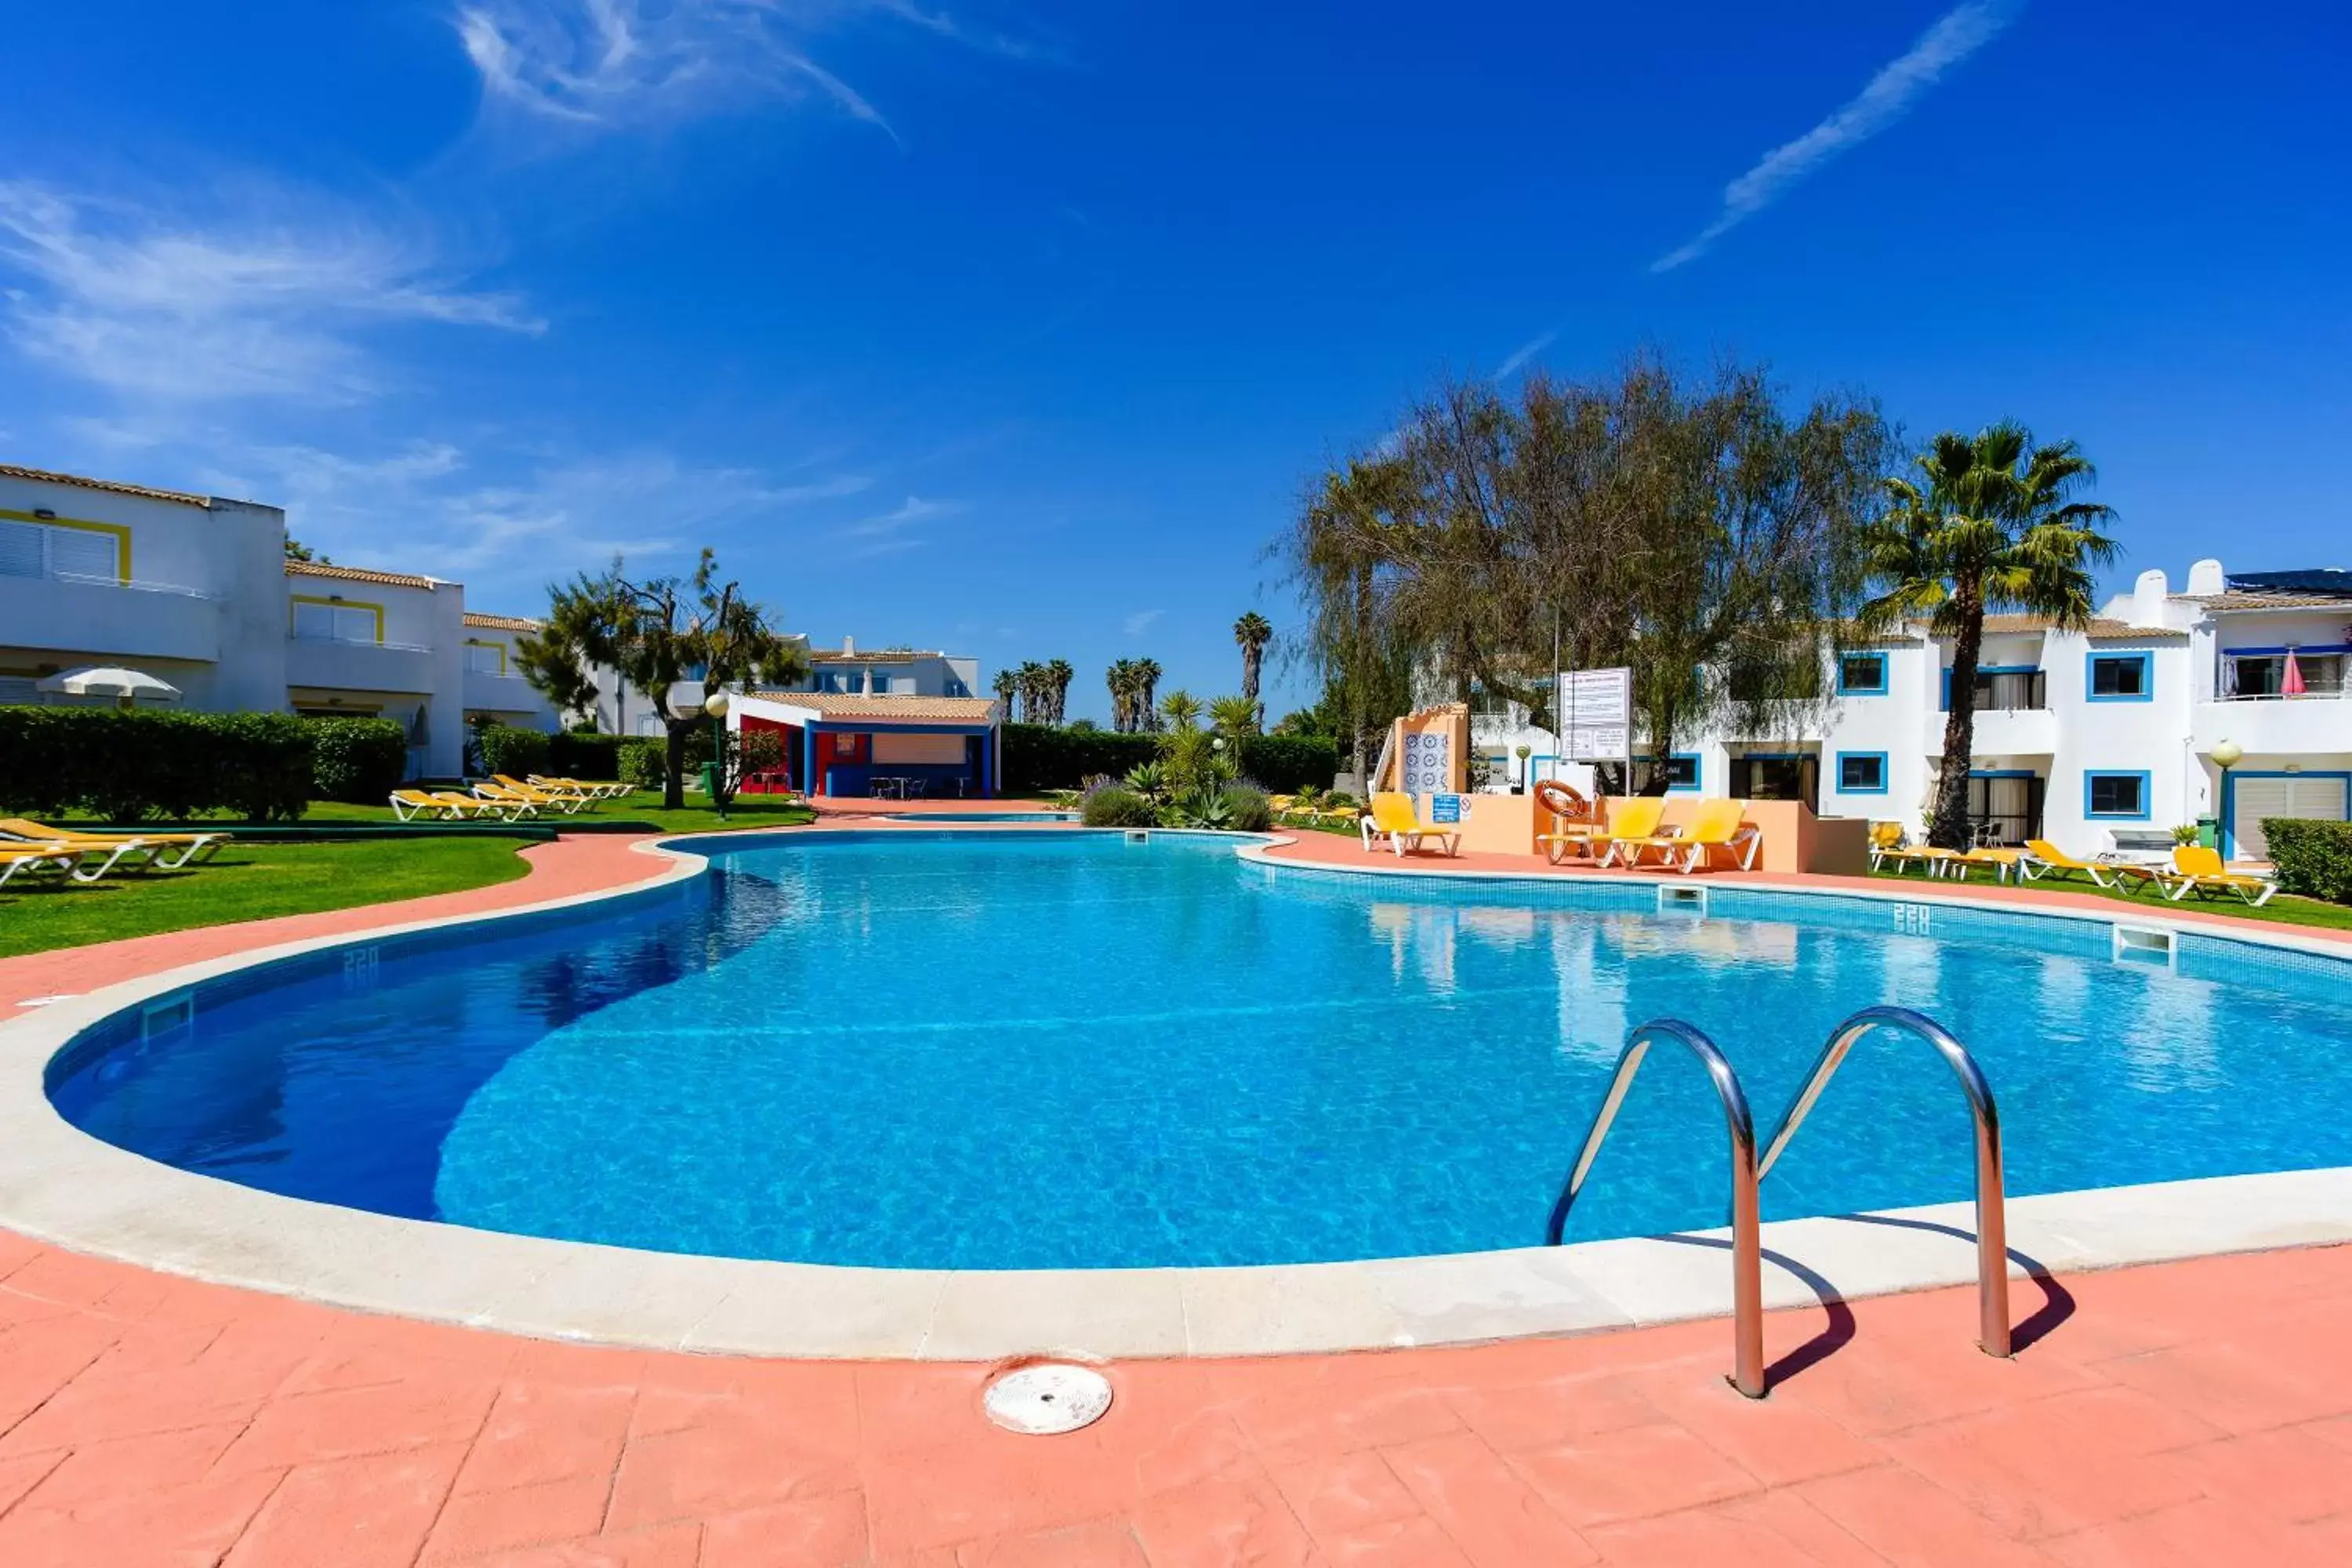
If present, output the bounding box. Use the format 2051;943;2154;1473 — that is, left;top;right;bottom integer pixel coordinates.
45;831;2352;1272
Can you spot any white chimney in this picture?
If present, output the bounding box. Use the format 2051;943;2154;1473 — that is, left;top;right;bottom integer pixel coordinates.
2185;559;2225;597
840;634;855;656
2131;568;2169;626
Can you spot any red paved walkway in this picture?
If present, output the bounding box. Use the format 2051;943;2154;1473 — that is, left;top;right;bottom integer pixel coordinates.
2;1236;2348;1565
5;824;2350;1563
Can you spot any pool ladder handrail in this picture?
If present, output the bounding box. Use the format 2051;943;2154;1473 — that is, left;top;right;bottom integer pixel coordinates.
1758;1004;2012;1359
1547;1019;1767;1399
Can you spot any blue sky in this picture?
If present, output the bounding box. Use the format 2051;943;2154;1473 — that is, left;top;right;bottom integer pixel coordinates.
3;2;2347;721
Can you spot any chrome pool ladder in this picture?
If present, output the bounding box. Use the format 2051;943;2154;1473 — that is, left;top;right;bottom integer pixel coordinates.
1759;1004;2012;1361
1546;1005;2011;1401
1547;1020;1768;1398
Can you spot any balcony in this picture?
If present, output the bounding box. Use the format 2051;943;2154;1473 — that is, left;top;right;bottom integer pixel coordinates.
285;635;434;695
0;572;221;662
2193;691;2352;757
463;667;543;714
1967;706;2058;757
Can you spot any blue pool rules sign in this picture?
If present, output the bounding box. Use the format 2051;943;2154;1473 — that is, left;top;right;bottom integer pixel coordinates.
1429;793;1465;824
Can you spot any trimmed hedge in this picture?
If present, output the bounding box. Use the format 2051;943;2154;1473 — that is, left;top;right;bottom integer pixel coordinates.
308;718;409;804
0;707;312;822
474;724;551;780
1239;734;1341;793
1000;724;1340;796
549;731;626;783
2263;818;2352;905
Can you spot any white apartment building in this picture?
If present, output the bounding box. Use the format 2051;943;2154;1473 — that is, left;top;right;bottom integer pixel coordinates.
2;463;556;776
4;462;985;775
1475;558;2352;860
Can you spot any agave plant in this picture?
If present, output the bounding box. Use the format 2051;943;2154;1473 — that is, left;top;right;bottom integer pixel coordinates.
1169;786;1235;829
1123;761;1168;800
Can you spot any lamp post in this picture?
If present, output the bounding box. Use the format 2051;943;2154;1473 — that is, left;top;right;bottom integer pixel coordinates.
2210;738;2242;855
705;691;731;820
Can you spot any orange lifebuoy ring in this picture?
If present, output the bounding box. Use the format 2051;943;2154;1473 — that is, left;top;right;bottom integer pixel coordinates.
1534;779;1592;821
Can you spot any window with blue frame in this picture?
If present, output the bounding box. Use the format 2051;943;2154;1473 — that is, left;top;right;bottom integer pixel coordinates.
1635;753;1700;792
1837;652;1888;695
2084;771;2151;819
1835;752;1888;793
2086;651;2152;702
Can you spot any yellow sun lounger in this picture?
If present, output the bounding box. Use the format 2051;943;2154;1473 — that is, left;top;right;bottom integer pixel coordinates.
530;775;629;800
0;817;230;870
1602;798;1760;873
1588;797;1670;867
2019;839;2114;887
0;846;82;890
1359;792;1461;857
2151;845;2279;907
391;789;501;822
485;776;590;815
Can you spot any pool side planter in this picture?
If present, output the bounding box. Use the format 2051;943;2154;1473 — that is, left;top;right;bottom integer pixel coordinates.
0;828;2347;1362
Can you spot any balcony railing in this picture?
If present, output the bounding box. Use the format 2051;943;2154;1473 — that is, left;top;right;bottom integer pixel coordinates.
290;632;435;654
46;570;216;600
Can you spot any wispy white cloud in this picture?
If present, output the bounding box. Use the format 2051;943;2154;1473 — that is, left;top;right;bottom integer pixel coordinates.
201;441;870;594
840;492;963;557
0;180;539;405
1651;2;2018;273
1122;608;1163;637
454;0;1048;140
1494;329;1557;381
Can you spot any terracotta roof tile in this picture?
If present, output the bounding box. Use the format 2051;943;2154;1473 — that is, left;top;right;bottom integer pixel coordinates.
746;691;998;722
2178;592;2352;612
0;462;213;509
462;612;541;632
286;561;441;590
1976;613;2184;641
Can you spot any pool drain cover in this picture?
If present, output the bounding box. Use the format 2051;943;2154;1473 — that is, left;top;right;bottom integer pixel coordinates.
983;1363;1112;1435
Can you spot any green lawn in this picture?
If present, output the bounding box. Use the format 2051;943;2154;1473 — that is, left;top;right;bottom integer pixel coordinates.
0;837;535;959
1865;866;2352;933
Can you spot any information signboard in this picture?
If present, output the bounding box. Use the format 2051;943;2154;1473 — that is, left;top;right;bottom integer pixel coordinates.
1428;793;1464;824
1557;667;1633;763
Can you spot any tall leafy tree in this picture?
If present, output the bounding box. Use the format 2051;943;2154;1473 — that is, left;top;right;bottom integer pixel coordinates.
1858;425;2117;848
1233;611;1272;717
523;551;806;809
992;667;1018;717
1132;658;1163;731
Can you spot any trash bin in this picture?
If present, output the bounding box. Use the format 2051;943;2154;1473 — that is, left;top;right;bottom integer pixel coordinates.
696;761;720;797
2195;815;2218;849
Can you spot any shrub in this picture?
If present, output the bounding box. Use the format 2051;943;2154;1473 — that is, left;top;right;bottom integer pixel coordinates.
1220;783;1273;832
549;731;626;783
0;707;312;822
2263;818;2352;905
308;718;409;803
618;739;668;789
474;724;551;781
1080;784;1158;828
1001;724;1158;794
1166;787;1235;829
1236;735;1339;793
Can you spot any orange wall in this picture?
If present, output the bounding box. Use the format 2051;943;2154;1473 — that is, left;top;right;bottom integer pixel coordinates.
1417;793;1871;875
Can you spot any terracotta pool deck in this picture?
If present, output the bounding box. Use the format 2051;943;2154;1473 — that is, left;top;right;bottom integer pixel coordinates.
4;821;2350;1563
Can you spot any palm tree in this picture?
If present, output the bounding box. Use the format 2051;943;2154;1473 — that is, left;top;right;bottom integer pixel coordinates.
1233;611;1272;720
1159;688;1202;732
992;668;1018;719
1858;424;2118;850
1044;659;1074;724
1207;694;1258;740
1105;659;1134;731
1016;661;1051;724
1124;658;1152;728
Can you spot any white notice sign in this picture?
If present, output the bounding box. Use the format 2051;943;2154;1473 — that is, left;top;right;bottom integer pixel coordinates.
1557;667;1632;763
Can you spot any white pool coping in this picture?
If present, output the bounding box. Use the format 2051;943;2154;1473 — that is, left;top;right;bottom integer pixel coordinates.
1;827;2347;1361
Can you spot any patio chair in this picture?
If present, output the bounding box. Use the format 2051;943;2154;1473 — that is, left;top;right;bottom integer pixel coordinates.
1534;781;1602;865
2152;845;2280;907
474;782;574;815
1651;800;1761;874
492;775;593;812
0;817;230;871
0;846;81;890
530;774;627;800
445;790;535;820
1359;792;1461;858
1588;797;1670;867
2019;839;2114;887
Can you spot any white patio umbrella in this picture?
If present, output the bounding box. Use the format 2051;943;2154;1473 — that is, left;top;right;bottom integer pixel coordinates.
35;666;181;709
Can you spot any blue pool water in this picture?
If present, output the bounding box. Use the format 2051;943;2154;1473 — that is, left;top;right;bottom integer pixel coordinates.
47;832;2352;1270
